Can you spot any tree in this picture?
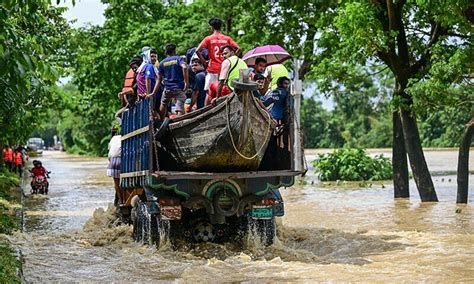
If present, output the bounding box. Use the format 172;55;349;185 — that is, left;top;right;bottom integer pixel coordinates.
457;119;473;204
311;0;472;201
0;1;70;157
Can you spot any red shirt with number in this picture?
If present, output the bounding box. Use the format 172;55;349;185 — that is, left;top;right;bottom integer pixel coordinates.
198;32;239;74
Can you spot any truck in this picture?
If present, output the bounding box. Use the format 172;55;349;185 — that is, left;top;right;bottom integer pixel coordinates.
118;73;304;246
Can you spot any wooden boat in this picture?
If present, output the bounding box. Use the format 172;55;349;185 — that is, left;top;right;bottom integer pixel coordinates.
157;88;275;172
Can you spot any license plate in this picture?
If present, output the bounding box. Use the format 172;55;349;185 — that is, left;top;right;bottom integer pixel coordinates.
160;206;181;220
251;206;273;219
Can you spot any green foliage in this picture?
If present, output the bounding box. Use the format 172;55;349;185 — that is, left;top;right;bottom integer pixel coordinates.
0;170;20;235
0;241;21;283
0;172;19;200
312;148;392;181
0;0;71;146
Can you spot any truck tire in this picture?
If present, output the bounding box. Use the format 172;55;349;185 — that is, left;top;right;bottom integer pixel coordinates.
241;215;276;246
254;218;276;246
133;200;150;243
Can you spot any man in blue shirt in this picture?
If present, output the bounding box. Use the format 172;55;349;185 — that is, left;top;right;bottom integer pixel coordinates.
262;76;290;122
157;43;189;118
190;59;207;110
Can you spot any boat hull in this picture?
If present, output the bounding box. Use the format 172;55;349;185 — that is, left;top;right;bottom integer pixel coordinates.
158;91;274;172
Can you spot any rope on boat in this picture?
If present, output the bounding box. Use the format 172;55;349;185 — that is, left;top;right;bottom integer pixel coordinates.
225;93;272;160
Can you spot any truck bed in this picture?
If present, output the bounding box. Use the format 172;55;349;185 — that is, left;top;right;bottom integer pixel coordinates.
151;170;302;180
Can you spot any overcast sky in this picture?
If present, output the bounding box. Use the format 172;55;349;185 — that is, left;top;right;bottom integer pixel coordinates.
56;0;106;27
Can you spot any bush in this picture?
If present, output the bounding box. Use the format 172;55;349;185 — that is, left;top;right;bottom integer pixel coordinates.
312;148;392;181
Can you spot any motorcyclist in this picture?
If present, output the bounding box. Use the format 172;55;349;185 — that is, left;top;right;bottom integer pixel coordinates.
30;160;50;194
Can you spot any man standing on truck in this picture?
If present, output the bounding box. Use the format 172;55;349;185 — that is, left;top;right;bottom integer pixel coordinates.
190;59;207;110
136;47;159;101
196;18;240;93
262;76;291;123
206;45;247;105
118;56;142;107
157;43;188;118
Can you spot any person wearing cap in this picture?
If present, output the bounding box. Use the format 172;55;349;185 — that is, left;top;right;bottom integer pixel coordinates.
252;73;270;99
118;56;143;107
157;43;188;118
107;128;122;206
196;18;240;93
262;76;291;123
206;45;247;105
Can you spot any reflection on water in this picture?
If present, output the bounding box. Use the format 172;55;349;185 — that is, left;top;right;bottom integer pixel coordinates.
10;150;474;282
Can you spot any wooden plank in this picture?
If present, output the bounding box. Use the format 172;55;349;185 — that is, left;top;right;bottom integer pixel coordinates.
121;126;149;141
120;170;149;178
151;170;302;180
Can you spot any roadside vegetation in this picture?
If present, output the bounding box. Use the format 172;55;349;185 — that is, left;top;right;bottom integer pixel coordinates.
0;171;22;283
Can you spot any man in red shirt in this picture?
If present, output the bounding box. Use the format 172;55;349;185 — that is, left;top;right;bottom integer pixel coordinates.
196;18;240;93
30;160;49;194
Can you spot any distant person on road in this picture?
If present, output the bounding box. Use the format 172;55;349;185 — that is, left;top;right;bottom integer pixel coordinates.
157;43;188;118
3;145;13;171
107;128;122;206
196;18;240;93
30;160;50;194
13;149;24;177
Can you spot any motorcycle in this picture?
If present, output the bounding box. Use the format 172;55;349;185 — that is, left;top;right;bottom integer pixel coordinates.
30;171;51;195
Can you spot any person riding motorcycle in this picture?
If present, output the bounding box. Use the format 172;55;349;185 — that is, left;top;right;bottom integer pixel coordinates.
30;160;50;194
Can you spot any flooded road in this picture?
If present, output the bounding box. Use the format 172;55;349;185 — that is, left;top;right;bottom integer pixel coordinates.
11;150;474;282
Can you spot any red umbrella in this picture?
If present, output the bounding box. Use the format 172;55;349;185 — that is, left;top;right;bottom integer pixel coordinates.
242;45;291;66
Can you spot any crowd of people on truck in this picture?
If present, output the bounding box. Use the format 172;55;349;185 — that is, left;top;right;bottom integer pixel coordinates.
109;17;293;206
116;17;291;124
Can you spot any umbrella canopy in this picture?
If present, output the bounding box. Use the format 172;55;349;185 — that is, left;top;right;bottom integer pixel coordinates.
242;45;291;66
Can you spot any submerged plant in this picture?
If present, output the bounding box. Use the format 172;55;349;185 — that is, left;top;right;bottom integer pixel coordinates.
312;148;392;181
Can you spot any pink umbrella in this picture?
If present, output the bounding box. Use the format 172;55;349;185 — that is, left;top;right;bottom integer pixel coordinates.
242;45;291;66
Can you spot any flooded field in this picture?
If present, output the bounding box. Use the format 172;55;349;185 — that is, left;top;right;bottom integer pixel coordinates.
10;150;474;282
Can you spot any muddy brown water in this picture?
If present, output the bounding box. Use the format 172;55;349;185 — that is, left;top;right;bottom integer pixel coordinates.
9;150;474;282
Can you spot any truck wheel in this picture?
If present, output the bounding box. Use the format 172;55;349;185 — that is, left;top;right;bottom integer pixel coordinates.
132;200;169;246
257;218;276;246
247;217;276;246
150;214;170;247
133;200;150;243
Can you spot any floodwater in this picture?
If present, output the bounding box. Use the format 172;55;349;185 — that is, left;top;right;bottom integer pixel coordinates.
10;150;474;282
